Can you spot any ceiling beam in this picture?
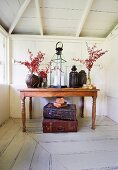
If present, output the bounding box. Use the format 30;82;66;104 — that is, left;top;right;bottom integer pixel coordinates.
9;0;31;34
0;25;8;36
10;34;105;42
76;0;94;37
35;0;43;35
107;23;118;39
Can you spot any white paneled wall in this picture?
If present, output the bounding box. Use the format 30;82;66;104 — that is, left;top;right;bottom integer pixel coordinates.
10;35;107;118
104;30;118;122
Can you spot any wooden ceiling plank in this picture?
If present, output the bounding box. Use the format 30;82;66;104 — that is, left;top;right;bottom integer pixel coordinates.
9;0;31;34
76;0;94;37
35;0;43;35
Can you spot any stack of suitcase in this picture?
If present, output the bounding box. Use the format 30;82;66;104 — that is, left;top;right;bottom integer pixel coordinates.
42;103;78;133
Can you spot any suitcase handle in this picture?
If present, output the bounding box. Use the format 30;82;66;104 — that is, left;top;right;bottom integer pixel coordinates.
57;126;64;132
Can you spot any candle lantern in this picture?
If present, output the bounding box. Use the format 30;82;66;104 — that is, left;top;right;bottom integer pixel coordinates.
50;42;67;88
69;65;79;88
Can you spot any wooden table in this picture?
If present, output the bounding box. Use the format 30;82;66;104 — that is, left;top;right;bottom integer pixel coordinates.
19;88;99;132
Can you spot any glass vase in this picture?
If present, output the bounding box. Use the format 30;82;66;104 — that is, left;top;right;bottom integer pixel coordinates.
87;70;91;85
41;77;47;88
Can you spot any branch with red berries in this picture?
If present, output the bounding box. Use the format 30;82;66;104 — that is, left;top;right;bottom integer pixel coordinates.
15;49;50;76
73;43;108;71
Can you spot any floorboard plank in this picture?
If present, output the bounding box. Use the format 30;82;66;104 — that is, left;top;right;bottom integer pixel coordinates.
0;122;20;155
0;131;26;170
53;151;118;170
12;135;36;170
30;144;51;170
0;119;16;139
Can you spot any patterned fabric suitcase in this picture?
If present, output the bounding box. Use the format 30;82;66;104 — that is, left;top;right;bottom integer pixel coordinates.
43;119;78;133
43;103;77;120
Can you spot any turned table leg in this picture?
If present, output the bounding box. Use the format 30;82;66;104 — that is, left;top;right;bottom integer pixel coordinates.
91;96;96;130
29;97;32;119
80;97;84;118
21;97;26;132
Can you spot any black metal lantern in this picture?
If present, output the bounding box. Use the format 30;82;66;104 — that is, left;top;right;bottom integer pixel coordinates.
50;42;67;88
69;65;79;88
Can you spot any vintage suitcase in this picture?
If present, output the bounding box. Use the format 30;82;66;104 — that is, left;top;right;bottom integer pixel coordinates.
43;103;77;121
43;119;78;133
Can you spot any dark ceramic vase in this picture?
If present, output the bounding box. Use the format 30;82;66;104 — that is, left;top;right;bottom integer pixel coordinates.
78;70;87;87
25;74;43;88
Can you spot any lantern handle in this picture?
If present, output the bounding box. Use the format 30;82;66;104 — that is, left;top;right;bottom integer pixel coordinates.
56;42;63;49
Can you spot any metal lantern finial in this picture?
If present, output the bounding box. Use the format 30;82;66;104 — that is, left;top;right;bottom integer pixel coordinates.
55;41;63;55
50;42;67;88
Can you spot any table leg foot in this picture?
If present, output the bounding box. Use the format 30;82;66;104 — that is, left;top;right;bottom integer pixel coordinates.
91;126;95;130
81;115;84;118
22;127;26;132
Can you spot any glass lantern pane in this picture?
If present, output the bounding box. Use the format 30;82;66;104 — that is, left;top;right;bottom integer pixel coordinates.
50;54;67;88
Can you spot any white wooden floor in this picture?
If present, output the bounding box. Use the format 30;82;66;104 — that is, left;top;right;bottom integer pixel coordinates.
0;116;118;170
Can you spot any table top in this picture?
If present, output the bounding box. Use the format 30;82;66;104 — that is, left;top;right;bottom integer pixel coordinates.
19;87;100;92
19;88;100;98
